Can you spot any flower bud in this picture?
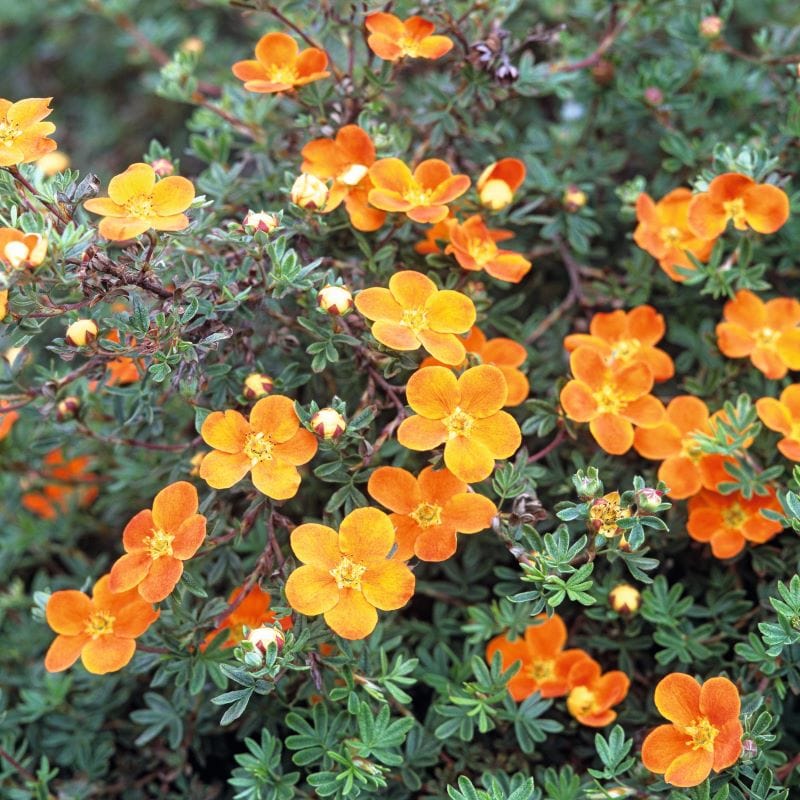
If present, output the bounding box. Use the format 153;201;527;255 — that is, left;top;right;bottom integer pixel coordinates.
66;319;98;347
741;739;758;761
243;210;280;234
291;174;329;210
479;179;513;211
56;396;80;421
318;285;353;316
150;158;174;177
247;625;285;654
644;86;664;107
243;372;274;400
180;36;205;54
609;583;641;615
311;407;346;440
563;185;587;212
634;487;664;514
590;59;615;85
699;16;723;39
36;150;70;176
572;467;603;499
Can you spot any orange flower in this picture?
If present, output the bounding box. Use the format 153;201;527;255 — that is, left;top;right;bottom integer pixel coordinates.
0;97;57;166
564;305;674;382
204;585;292;650
633;189;716;281
559;347;665;455
44;574;159;674
398;364;522;483
0;227;47;269
756;384;800;461
642;673;743;787
284;507;415;640
0;291;6;319
0;407;18;440
566;657;630;727
21;449;99;519
84;162;195;241
716;289;800;379
355;270;475;365
365;13;453;62
445;215;531;283
688;173;790;239
199;395;317;500
633;396;736;499
486;614;591;700
687;488;782;558
109;482;207;602
232;32;330;93
367;465;496;561
414;215;456;254
421;326;530;407
368;158;470;223
476;158;526;210
301;125;385;231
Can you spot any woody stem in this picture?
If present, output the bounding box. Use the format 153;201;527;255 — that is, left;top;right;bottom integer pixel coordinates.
5;166;71;227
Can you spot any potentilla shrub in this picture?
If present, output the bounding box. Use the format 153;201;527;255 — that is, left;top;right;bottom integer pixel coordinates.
2;1;800;798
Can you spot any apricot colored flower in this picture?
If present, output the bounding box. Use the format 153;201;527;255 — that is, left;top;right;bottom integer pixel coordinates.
0;291;6;319
398;364;522;483
0;227;47;269
476;158;526;210
687;488;782;558
368;158;470;223
365;13;453;61
301;125;385;231
284;507;415;640
84;162;195;241
232;32;330;93
642;673;743;787
21;449;99;519
564;305;674;382
204;585;292;650
633;396;736;499
560;347;665;455
688;173;790;239
367;465;496;561
44;574;159;675
0;97;57;166
199;395;317;500
716;289;800;379
756;384;800;460
486;614;591;700
109;482;207;603
633;189;716;281
355;270;475;365
589;492;632;537
414;215;457;254
0;407;18;440
446;215;531;283
566;657;630;727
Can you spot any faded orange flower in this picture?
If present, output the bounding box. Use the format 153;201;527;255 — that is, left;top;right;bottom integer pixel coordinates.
414;215;457;255
397;364;521;483
204;585;292;650
589;492;632;538
21;449;99;519
476;158;526;210
0;97;57;166
0;227;47;269
756;384;800;461
284;507;415;640
566;657;630;727
84;162;195;241
232;32;330;93
365;13;453;61
355;270;475;365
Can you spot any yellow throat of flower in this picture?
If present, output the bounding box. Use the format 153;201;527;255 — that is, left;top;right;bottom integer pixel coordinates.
443;406;475;438
610;338;641;363
85;610;115;639
593;384;624;415
267;64;299;84
145;528;175;559
401;306;429;334
244;431;274;465
722;197;747;229
329;556;367;591
567;685;598;717
722;502;746;528
0;119;21;148
467;237;498;266
410;501;443;528
124;194;155;219
530;659;555;683
685;716;719;752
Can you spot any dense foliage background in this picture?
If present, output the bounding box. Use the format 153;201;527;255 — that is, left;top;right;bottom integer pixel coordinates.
2;1;800;798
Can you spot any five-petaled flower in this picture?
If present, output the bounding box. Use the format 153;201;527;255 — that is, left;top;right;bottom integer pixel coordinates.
367;465;496;561
642;673;743;787
486;614;590;700
204;584;292;650
476;158;526;210
0;97;57;166
688;173;790;239
200;395;318;500
559;347;665;455
232;32;330;93
44;574;159;674
589;492;632;538
756;384;800;461
397;364;522;483
365;13;453;62
84;162;195;241
566;657;630;727
368;158;470;223
301;125;386;231
109;481;207;603
715;289;800;379
284;507;415;639
0;226;47;319
354;270;476;365
445;214;532;283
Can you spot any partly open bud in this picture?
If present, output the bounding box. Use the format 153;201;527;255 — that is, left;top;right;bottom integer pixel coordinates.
609;584;641;615
699;16;723;39
476;158;525;211
243;210;280;234
291;174;329;210
247;626;285;654
150;158;174;177
310;408;346;440
56;396;80;421
66;319;98;347
243;372;274;400
36;151;70;176
563;185;587;212
318;285;353;316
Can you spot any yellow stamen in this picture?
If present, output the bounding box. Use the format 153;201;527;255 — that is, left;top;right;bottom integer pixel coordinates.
85;610;115;639
410;502;443;528
443;406;474;438
467;238;498;266
401;306;429;334
594;384;623;415
685;717;719;752
610;338;641;363
244;431;274;466
267;65;299;84
722;503;746;528
722;197;747;229
124;194;155;218
0;120;21;148
145;528;175;560
530;659;555;682
329;556;367;590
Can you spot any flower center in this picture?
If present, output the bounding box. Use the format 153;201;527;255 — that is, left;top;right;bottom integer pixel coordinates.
124;194;155;218
722;502;746;528
85;610;115;639
338;163;369;186
610;338;641;363
594;383;623;414
401;306;429;334
568;685;597;716
722;197;747;229
680;434;704;462
467;237;498;266
400;36;423;57
145;528;174;559
406;186;434;205
685;716;719;752
530;659;555;682
244;431;274;465
755;327;780;347
329;556;367;590
410;501;443;528
443;406;475;438
659;226;683;246
0;119;21;148
267;64;300;84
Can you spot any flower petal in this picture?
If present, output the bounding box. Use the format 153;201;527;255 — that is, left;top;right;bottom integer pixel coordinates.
273;429;318;465
368;466;420;514
361;560;415;609
46;591;91;635
152;481;198;532
290;523;341;569
255;31;299;67
249;395;300;442
137;557;183;603
406;366;457;418
389;270;437;309
109;552;152;594
81;636;137;675
354;287;402;322
200;450;250;489
425;290;475;333
201;409;249;453
323;588;378;639
45;634;88;672
663;749;713;788
417;329;466;365
458;364;507;417
443;492;497;532
108;163;155;205
641;724;690;774
339;507;395;563
655;673;701;726
444;436;496;483
150;176;195;215
699;676;740;726
590;414;634;455
172;515;207;560
471;411;521;459
250;460;301;500
560;380;598;422
285;564;340;615
713;719;743;771
397;415;448;450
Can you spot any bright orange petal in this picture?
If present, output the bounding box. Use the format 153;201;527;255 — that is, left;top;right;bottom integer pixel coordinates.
361;560;415;610
108;163;155;205
81;636;137;675
458;364;507;417
471;411;521;459
249;395;300;442
444;436;496;483
137;556;183;603
250;460;301;500
285;564;339;615
406;366;457;418
323;588;378;639
641;724;690;774
290;523;341;569
590;414;634;454
368;466;421;514
663;749;713;788
339;507;395;563
201;409;248;453
152;481;197;532
397;415;448;450
199;450;250;489
655;673;701;726
45;634;88;672
46;591;91;635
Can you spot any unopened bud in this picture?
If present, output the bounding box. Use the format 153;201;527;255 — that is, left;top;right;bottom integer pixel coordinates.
56;396;80;421
180;36;204;54
318;285;353;316
741;739;758;761
634;487;664;514
310;408;346;440
699;16;723;39
563;185;587;212
572;467;603;499
609;584;641;615
150;158;174;177
247;626;285;654
590;59;615;85
243;372;274;400
644;86;664;107
65;319;98;347
243;210;280;234
291;174;329;210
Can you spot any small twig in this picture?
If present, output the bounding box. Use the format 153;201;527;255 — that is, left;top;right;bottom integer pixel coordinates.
527;427;567;463
5;167;71;227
